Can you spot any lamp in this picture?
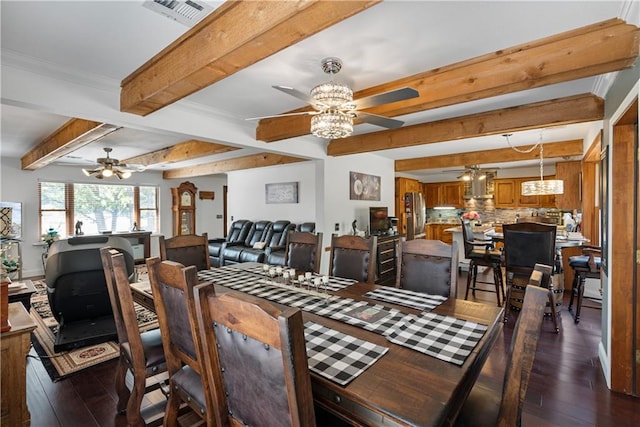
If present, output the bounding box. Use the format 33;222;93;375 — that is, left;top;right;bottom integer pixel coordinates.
504;134;564;196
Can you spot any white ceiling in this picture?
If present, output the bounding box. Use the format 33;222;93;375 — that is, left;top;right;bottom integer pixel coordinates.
1;1;637;180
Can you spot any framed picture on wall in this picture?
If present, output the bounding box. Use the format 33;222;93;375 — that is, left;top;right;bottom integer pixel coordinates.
349;171;381;201
265;182;299;204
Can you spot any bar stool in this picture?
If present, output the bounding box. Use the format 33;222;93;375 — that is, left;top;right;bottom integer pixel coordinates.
568;245;601;323
461;219;504;306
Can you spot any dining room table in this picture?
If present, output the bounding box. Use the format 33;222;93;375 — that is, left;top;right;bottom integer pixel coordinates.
131;262;504;426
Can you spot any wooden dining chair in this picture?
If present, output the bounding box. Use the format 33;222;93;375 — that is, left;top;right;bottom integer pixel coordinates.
193;286;317;427
146;256;216;426
159;233;211;271
395;239;458;297
100;248;167;427
454;284;548;427
329;234;377;283
285;231;324;273
502;222;558;326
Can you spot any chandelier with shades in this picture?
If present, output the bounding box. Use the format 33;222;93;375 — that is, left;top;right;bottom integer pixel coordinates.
504;133;564;196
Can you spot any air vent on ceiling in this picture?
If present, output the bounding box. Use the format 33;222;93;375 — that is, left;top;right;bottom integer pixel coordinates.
143;0;214;27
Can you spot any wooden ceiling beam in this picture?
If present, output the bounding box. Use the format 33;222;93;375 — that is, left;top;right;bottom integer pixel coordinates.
327;93;603;156
122;139;239;166
395;140;584;172
257;18;638;142
21;118;120;170
121;0;380;116
162;152;308;179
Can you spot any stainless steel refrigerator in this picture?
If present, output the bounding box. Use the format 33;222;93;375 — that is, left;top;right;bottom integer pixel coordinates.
404;192;426;240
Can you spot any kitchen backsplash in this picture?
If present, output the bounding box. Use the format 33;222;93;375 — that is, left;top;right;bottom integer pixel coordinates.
426;198;571;224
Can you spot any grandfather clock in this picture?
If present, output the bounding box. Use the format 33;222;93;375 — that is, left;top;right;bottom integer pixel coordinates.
172;181;197;236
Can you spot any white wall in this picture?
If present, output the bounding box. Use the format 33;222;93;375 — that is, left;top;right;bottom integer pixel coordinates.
0;157;227;277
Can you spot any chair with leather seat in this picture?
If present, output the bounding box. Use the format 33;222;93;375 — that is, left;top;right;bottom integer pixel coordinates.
329;234;377;283
283;230;324;273
297;222;316;233
461;219;504;306
193;287;317;426
100;248;167;427
45;235;135;352
208;220;253;267
396;239;458;297
159;233;210;271
502;222;558;326
455;284;548;427
568;245;601;323
146;256;216;426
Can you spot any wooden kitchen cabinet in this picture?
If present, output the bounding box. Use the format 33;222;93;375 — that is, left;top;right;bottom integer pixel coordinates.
555;161;582;209
494;176;556;208
423;182;463;208
493;179;517;207
426;223;454;244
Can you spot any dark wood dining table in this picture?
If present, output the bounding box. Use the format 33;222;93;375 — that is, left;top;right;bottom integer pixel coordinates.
131;263;504;426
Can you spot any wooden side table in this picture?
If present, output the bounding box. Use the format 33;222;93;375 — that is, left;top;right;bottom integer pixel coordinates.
7;280;36;311
1;303;36;427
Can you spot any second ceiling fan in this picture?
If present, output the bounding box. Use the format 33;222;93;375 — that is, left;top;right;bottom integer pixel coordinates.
250;57;419;139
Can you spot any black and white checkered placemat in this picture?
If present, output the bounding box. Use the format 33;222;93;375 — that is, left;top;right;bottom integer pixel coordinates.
363;287;447;312
304;321;388;386
385;312;488;366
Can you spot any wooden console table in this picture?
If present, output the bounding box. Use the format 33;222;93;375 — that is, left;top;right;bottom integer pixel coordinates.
1;303;36;426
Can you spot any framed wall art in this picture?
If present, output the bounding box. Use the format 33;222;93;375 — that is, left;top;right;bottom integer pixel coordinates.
265;182;299;204
349;172;380;201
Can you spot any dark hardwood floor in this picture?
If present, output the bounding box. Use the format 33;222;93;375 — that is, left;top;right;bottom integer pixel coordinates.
26;270;640;426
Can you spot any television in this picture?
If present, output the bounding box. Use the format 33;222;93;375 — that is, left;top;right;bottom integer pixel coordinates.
369;207;389;236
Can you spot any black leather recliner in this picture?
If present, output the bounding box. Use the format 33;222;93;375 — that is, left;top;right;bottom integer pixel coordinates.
265;221;300;266
45;235;135;352
222;220;273;265
208;220;253;267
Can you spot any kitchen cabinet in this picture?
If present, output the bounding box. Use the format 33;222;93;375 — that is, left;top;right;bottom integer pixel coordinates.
426;223;454;244
555;161;582;209
494;179;517;207
494;176;557;208
423;182;463;208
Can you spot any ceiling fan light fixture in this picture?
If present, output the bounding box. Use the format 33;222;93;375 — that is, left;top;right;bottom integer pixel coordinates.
311;110;353;139
310;82;353;108
101;167;113;178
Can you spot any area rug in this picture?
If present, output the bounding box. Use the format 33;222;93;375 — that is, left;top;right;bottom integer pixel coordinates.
30;268;156;382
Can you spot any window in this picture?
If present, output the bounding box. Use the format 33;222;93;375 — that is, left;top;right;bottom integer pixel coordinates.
39;181;158;237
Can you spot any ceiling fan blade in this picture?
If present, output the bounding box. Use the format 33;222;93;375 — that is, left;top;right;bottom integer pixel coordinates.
82;167;101;176
352;87;419;110
272;85;320;106
246;111;315;121
356;111;405;129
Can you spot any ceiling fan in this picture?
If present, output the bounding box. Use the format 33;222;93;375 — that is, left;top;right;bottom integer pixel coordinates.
82;147;144;179
248;57;419;139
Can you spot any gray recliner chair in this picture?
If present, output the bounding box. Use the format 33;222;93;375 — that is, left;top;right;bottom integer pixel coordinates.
45;235;135;352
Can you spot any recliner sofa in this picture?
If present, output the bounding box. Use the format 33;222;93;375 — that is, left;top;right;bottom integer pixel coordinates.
208;220;314;267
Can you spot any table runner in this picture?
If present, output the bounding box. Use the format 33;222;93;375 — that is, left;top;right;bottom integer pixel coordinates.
385;312;488;366
197;268;488;366
363;287;447;312
226;264;357;291
304;321;388;386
